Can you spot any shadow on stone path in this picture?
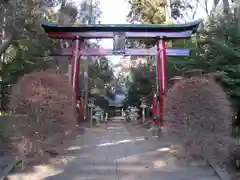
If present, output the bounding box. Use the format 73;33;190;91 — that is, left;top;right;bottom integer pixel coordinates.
8;119;220;180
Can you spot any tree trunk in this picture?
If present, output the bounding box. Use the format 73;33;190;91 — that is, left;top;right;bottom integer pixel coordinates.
213;0;230;13
222;0;230;12
0;7;9;111
0;35;13;56
83;0;94;120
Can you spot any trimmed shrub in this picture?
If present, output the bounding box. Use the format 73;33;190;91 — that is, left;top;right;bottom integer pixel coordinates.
7;70;77;163
165;76;233;168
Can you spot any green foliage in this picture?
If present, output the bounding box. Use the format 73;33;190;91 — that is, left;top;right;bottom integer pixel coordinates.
127;0;166;24
125;1;240;108
125;0;195;107
181;11;240;102
0;1;56;111
88;57;114;91
0;0;105;111
125;61;155;106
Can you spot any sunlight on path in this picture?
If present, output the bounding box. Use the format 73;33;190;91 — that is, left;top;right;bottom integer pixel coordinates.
8;121;220;180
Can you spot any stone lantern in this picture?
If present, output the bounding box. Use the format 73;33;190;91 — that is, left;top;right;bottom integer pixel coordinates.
140;97;148;124
88;97;95;127
152;89;159;118
129;106;139;122
94;106;103;125
76;90;85;122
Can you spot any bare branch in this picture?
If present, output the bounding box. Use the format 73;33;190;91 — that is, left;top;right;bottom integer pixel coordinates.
192;2;199;19
195;0;210;16
204;0;209;15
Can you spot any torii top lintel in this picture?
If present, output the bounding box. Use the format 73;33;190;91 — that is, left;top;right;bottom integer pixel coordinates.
41;19;202;39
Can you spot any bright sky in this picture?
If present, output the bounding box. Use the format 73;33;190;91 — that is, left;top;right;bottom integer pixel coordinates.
98;0;130;65
97;0;214;65
73;0;218;66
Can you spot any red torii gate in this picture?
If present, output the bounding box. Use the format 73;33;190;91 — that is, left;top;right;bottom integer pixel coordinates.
41;20;201;130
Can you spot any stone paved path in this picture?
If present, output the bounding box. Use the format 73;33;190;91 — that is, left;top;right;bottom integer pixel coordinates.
8;118;220;180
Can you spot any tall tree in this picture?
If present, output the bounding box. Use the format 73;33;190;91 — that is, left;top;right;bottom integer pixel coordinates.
125;0;193;106
0;0;79;111
78;0;102;117
127;0;166;24
183;10;240;104
213;0;230;12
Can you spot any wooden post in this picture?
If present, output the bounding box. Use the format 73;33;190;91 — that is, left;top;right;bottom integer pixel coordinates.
90;108;93;127
142;107;145;124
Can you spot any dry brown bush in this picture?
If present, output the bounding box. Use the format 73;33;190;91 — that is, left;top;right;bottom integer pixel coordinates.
6;70;77;163
165;76;233;168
